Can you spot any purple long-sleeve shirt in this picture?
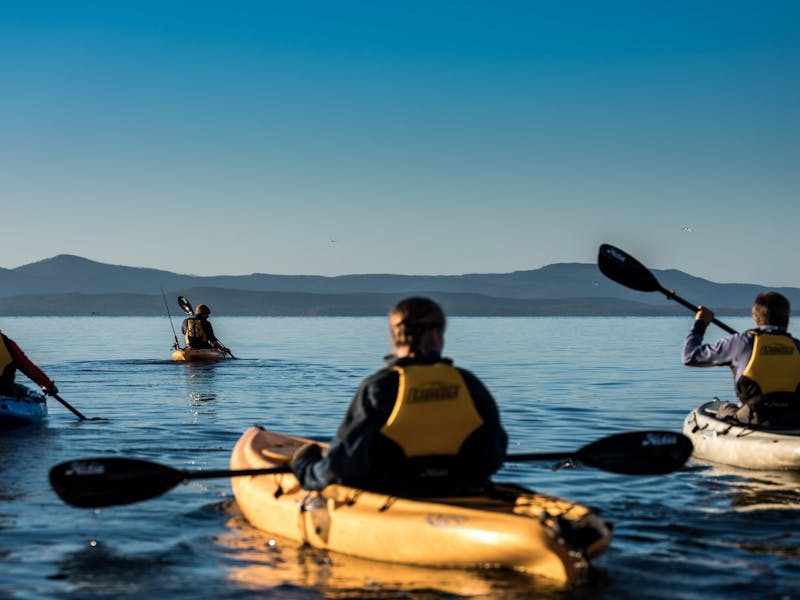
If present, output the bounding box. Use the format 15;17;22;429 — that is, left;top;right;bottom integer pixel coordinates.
682;321;800;383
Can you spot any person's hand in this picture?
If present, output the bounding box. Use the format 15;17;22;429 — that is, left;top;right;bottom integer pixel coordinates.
694;306;715;324
290;443;322;470
42;385;58;396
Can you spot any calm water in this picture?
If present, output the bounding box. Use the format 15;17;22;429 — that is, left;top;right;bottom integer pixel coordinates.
1;316;798;599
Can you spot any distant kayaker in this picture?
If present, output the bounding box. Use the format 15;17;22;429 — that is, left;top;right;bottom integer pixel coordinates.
290;296;508;496
0;330;58;398
181;304;230;353
683;291;800;427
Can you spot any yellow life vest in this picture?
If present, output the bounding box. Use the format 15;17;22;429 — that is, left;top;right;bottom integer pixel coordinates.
184;318;209;347
737;330;800;401
380;363;484;458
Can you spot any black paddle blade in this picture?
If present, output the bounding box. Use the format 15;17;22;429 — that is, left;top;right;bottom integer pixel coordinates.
177;296;194;316
597;244;662;293
576;430;693;475
49;458;186;508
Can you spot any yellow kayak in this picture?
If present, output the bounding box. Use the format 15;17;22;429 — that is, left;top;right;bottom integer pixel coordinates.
171;347;230;361
230;427;612;584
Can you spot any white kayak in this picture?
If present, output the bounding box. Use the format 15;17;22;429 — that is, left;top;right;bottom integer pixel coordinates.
683;401;800;470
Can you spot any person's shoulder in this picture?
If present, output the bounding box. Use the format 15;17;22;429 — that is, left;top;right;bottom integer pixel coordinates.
362;364;399;384
454;365;488;388
356;364;400;396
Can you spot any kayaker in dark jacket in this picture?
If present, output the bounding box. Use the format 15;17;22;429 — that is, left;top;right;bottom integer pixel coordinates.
683;291;800;427
0;331;58;398
181;304;230;353
291;296;508;497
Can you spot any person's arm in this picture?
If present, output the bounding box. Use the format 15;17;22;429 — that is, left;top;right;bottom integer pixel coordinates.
460;370;508;479
682;319;742;367
202;320;218;344
293;371;395;490
5;338;56;391
202;321;230;351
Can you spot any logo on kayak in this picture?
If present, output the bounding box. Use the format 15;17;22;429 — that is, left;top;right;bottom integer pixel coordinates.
641;433;678;447
426;514;468;528
64;461;106;477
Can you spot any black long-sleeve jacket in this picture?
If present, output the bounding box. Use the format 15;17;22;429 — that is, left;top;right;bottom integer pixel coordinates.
292;353;508;496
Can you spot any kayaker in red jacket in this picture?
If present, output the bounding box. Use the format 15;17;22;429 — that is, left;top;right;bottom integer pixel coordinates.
683;291;800;427
291;296;508;497
0;331;58;397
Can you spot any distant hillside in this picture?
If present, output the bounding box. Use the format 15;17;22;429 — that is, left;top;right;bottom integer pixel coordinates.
0;254;797;316
0;288;700;317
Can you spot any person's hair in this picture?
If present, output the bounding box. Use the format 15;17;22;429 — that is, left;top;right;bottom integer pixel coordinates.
752;291;791;327
389;297;446;353
195;304;211;317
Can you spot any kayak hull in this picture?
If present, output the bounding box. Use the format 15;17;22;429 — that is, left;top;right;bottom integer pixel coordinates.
172;347;229;361
683;401;800;470
230;427;612;584
0;387;48;429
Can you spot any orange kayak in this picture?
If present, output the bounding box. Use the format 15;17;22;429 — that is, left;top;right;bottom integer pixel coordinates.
171;347;230;361
230;426;612;584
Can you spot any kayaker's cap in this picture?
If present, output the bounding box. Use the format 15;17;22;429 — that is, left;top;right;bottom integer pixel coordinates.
195;304;211;317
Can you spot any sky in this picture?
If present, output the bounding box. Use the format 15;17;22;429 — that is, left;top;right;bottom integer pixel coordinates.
2;1;798;285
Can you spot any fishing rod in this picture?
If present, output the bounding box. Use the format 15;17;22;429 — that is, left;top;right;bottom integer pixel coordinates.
161;287;181;350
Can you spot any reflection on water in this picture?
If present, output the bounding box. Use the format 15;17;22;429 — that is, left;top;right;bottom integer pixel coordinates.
188;391;218;405
216;504;572;600
691;461;800;512
180;363;221;420
49;540;179;596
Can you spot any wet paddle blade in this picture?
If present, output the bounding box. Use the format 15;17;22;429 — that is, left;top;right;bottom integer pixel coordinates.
49;458;186;508
177;295;194;316
576;431;693;475
597;244;662;293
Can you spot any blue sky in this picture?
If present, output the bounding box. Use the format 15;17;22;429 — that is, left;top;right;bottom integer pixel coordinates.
2;1;798;286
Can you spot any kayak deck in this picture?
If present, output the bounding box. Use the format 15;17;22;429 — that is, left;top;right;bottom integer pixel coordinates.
230;427;612;584
0;387;48;429
683;401;800;470
172;347;230;361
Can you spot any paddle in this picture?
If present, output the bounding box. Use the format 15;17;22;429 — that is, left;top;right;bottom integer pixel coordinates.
49;430;692;508
597;243;737;334
177;295;194;316
506;430;692;475
177;295;236;358
51;393;106;422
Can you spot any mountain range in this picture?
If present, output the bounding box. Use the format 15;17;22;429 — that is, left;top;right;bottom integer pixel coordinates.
1;254;797;316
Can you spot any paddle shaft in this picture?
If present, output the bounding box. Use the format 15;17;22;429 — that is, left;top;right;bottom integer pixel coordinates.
52;393;89;421
173;455;604;479
656;285;737;334
506;452;577;462
184;466;290;480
